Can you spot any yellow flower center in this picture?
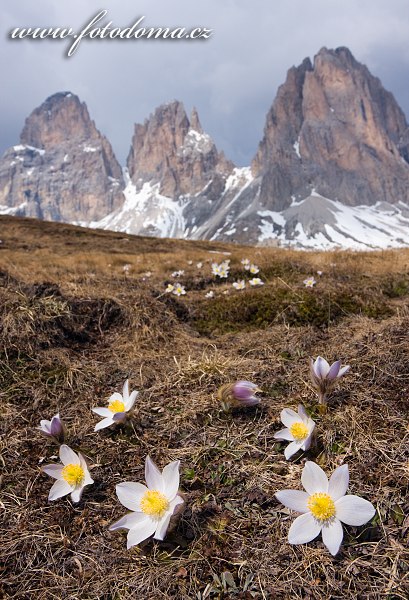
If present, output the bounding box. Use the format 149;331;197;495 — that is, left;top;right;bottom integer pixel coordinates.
308;492;336;521
289;421;309;441
61;463;85;486
140;490;169;519
108;399;125;413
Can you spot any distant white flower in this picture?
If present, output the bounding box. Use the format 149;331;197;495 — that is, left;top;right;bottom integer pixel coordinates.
212;261;230;278
171;270;185;278
304;277;317;287
165;283;174;293
196;262;203;269
275;462;375;556
110;455;184;548
211;262;221;276
223;290;229;295
144;271;152;278
123;264;132;273
38;413;66;443
173;284;186;296
249;264;259;274
205;291;214;298
274;405;315;459
92;380;138;431
317;270;323;276
42;444;94;503
249;278;264;286
232;280;246;290
187;260;193;265
241;258;251;270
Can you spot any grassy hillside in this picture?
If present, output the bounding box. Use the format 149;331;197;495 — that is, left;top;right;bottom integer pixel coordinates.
0;215;408;599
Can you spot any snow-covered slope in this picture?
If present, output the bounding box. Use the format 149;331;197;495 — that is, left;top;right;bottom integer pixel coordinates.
91;183;409;250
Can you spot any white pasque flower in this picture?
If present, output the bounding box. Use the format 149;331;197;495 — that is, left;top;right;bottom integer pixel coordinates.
110;455;184;548
42;444;94;503
249;264;259;274
274;405;315;459
196;262;203;269
232;280;246;290
92;380;138;431
173;283;186;296
304;276;317;287
241;258;251;270
165;283;174;293
205;291;214;298
275;462;375;556
249;277;264;286
172;270;185;277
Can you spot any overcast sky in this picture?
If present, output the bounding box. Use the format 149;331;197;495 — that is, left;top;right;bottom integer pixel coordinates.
2;0;409;166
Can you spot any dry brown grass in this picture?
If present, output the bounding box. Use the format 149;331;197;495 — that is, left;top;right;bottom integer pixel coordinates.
0;215;408;599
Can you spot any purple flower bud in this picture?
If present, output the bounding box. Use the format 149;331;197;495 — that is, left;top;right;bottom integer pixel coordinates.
232;381;260;406
309;357;350;410
38;413;66;443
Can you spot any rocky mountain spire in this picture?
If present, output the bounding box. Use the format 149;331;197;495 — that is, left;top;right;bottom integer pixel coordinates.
0;92;124;222
252;46;409;209
126;100;234;197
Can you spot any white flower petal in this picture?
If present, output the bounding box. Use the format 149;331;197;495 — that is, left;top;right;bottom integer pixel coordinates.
79;454;94;486
315;356;330;378
59;445;80;466
321;518;344;556
335;495;375;526
126;518;156;548
123;379;130;401
48;478;72;501
154;496;184;540
298;404;309;420
94;417;115;431
116;482;148;511
39;420;52;433
42;464;64;479
92;407;112;417
338;365;350;377
328;464;349;501
284;440;304;460
301;432;314;451
273;428;294;441
110;511;147;531
70;486;84;503
108;392;123;403
288;513;322;544
145;456;164;491
280;408;300;427
275;490;309;513
301;461;328;495
125;390;138;411
161;460;180;500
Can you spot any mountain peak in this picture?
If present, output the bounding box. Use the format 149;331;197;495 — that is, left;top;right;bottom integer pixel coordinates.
127;102;233;196
20;91;97;149
253;46;409;210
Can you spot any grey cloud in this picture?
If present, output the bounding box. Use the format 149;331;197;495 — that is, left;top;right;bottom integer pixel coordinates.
1;0;409;166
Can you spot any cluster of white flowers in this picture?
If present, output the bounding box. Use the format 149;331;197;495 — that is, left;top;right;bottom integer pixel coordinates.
38;327;374;556
164;283;186;296
40;380;185;548
211;260;230;278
